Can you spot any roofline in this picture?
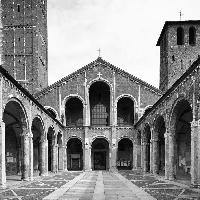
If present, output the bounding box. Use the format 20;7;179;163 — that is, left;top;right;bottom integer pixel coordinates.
0;65;64;129
156;20;200;46
35;57;162;98
135;56;200;128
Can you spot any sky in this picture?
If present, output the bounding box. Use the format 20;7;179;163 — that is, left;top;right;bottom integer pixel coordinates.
47;0;200;88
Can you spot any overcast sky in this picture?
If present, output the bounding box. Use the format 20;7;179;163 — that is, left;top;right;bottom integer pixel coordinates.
47;0;200;88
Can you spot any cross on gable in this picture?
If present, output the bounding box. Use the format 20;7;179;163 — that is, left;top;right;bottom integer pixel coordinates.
97;72;102;79
97;48;101;57
179;10;183;21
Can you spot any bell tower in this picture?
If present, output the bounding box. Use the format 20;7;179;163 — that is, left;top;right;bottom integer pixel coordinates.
1;0;48;94
157;20;200;92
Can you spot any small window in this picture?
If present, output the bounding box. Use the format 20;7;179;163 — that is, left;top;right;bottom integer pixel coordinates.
189;26;196;45
17;4;20;12
177;27;184;45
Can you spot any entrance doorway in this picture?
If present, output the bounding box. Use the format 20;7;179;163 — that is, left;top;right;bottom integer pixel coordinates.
91;138;109;170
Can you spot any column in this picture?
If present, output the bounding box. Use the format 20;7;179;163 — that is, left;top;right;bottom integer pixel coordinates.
132;140;137;169
84;127;91;171
110;127;117;171
143;141;148;172
52;144;58;172
63;146;67;170
164;132;169;180
168;133;175;180
150;139;154;173
58;146;65;170
153;138;159;174
29;134;33;181
0;121;6;187
191;121;199;186
21;130;29;181
45;140;48;175
39;139;46;176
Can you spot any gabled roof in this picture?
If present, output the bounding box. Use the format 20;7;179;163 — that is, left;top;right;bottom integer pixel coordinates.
0;65;64;128
135;56;200;127
35;57;162;98
156;20;200;46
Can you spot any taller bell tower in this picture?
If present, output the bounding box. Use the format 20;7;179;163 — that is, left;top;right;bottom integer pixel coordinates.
1;0;48;94
157;20;200;92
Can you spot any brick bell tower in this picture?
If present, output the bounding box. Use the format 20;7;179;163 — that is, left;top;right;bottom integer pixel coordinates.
157;20;200;93
0;0;48;94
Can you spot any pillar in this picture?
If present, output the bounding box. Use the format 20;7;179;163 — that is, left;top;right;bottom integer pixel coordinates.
45;140;48;175
132;140;137;169
39;139;46;176
150;139;153;173
64;146;67;170
29;134;33;181
52;144;58;172
58;146;65;170
143;142;148;172
153;138;159;174
164;132;169;180
21;131;29;181
168;133;175;180
110;127;117;171
191;121;199;186
84;127;91;171
0;121;6;187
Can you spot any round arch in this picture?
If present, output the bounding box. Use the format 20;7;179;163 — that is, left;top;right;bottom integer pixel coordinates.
169;97;193;180
115;94;137;126
67;137;83;170
3;98;29;180
117;137;133;170
64;95;84;127
45;106;59;120
89;81;111;126
91;137;110;170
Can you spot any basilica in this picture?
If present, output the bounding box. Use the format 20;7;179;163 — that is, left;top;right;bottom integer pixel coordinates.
0;0;200;188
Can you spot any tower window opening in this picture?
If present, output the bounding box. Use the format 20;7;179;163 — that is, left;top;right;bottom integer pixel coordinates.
189;27;196;45
172;55;175;61
17;4;20;12
177;27;184;45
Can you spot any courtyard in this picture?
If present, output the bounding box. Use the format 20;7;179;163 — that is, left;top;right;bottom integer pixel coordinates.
0;170;200;200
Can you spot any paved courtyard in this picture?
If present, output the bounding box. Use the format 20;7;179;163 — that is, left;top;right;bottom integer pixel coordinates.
0;170;200;200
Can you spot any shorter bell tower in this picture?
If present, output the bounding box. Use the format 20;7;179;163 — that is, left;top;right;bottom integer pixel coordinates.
157;20;200;92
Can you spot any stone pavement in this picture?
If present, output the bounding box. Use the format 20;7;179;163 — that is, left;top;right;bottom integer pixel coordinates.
1;170;200;199
44;171;155;200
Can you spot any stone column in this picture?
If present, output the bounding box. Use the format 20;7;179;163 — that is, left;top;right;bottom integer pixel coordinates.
39;138;46;176
52;144;58;172
191;121;199;186
0;121;6;187
143;141;148;172
150;139;153;173
45;140;48;175
29;134;34;181
153;138;159;174
64;147;67;170
21;130;30;181
168;133;175;180
58;146;65;170
164;132;169;180
132;139;137;169
110;127;117;171
84;127;91;171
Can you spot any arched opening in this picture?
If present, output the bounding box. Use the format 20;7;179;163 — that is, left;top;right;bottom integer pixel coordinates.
65;97;83;126
143;124;151;172
46;108;57;119
31;117;44;176
189;26;196;45
117;138;133;170
67;138;83;170
171;99;192;181
3;100;28;180
117;97;134;126
47;127;55;172
89;81;110;126
177;27;184;45
91;138;109;170
154;116;166;175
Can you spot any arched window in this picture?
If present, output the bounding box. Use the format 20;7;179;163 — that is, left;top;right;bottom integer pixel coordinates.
89;81;110;126
177;27;184;45
117;97;134;126
189;26;196;45
65;97;83;126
